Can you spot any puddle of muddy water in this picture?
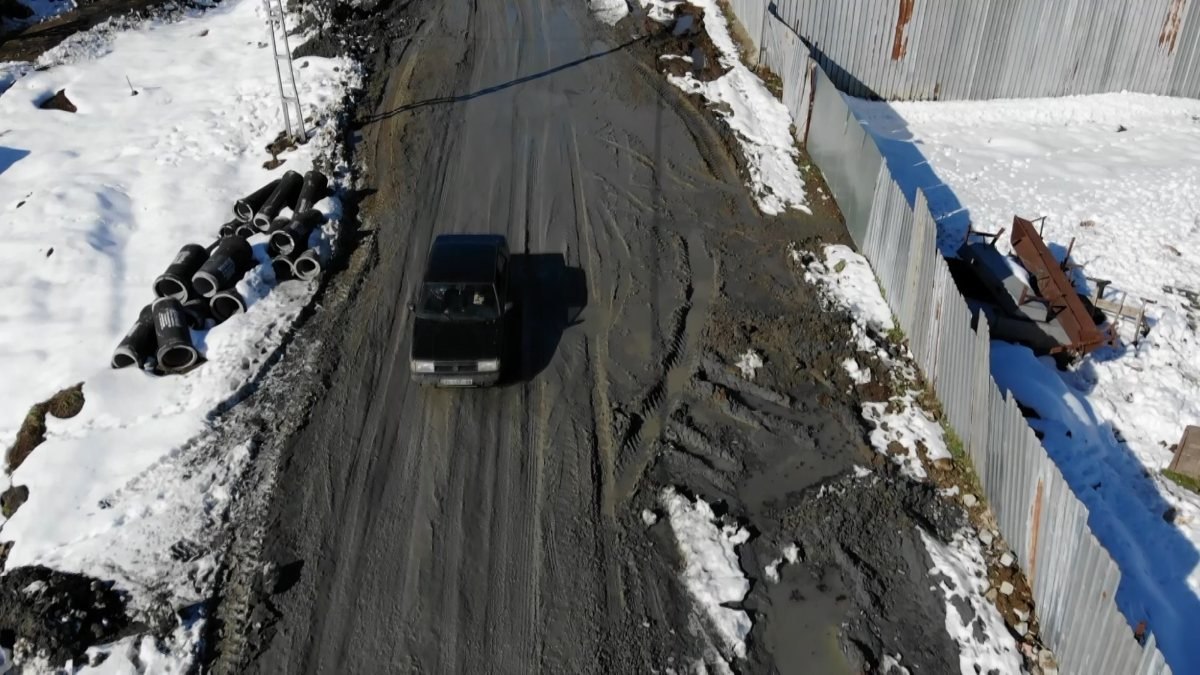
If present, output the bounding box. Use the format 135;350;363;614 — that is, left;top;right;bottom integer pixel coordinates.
763;563;857;675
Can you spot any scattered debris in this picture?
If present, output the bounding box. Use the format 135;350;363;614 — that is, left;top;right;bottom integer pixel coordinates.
763;542;799;583
953;217;1143;356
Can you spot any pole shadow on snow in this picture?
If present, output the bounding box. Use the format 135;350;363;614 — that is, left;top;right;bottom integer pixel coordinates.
501;252;586;387
358;37;646;125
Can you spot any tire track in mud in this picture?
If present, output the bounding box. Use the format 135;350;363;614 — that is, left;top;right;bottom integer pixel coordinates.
615;231;716;501
568;121;624;621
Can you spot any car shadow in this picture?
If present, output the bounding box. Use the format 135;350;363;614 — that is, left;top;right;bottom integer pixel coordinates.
502;252;587;386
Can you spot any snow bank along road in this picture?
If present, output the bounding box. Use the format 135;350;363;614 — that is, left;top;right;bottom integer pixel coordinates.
228;0;983;672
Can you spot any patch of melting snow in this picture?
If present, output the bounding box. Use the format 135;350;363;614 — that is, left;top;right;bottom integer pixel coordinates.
920;529;1024;675
877;653;911;674
638;0;681;23
802;244;894;337
843;357;872;384
735;349;763;379
861;394;951;481
635;0;809;215
588;0;630;25
799;246;952;479
642;508;659;526
764;542;800;583
661;487;752;661
75;616;204;674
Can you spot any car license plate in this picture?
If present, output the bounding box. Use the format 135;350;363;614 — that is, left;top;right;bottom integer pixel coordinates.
440;377;474;387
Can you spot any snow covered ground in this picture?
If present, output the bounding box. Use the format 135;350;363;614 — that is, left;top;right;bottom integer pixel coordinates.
594;0;809;215
922;529;1025;675
587;0;628;25
0;0;356;666
849;93;1200;674
660;487;752;666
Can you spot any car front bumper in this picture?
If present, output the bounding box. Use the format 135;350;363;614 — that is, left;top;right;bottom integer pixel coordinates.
411;370;501;388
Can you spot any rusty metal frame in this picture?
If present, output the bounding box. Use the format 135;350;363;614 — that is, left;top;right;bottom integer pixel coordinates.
1010;216;1116;355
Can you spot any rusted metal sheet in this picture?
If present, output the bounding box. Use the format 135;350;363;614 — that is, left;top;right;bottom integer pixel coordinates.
1009;216;1116;355
1029;477;1044;588
891;0;914;61
1160;0;1188;54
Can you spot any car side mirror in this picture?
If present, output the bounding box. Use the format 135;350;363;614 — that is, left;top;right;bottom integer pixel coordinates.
504;301;514;314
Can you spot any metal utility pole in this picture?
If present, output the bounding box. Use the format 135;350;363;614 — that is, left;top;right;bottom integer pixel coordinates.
263;0;307;143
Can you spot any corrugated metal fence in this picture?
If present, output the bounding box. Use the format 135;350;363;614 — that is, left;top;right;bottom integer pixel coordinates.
813;67;1174;675
721;2;1179;673
764;0;1200;100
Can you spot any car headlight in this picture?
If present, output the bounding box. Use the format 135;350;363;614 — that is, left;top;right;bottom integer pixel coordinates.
411;360;435;373
477;359;500;372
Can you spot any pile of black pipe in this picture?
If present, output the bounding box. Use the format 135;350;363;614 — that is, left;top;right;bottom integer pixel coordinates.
252;170;303;231
268;171;328;281
110;168;330;375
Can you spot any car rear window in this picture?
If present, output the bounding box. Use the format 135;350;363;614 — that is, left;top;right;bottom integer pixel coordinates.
419;283;499;320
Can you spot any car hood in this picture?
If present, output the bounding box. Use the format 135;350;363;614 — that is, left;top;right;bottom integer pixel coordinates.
412;316;503;361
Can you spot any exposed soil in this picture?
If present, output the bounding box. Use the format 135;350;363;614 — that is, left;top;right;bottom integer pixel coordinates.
0;566;131;667
647;3;727;82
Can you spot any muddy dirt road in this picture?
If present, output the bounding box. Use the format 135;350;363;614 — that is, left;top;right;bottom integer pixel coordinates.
233;0;967;673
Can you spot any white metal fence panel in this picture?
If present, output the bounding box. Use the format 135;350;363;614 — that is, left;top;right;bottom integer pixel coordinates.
804;66;883;244
758;16;815;139
727;0;767;63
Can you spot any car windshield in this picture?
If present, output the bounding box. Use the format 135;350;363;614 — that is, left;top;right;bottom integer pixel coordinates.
418;282;499;321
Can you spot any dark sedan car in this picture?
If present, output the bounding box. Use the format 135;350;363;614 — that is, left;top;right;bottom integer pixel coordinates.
409;234;513;387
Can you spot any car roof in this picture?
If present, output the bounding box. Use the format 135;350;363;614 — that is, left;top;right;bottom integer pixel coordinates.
424;235;505;284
